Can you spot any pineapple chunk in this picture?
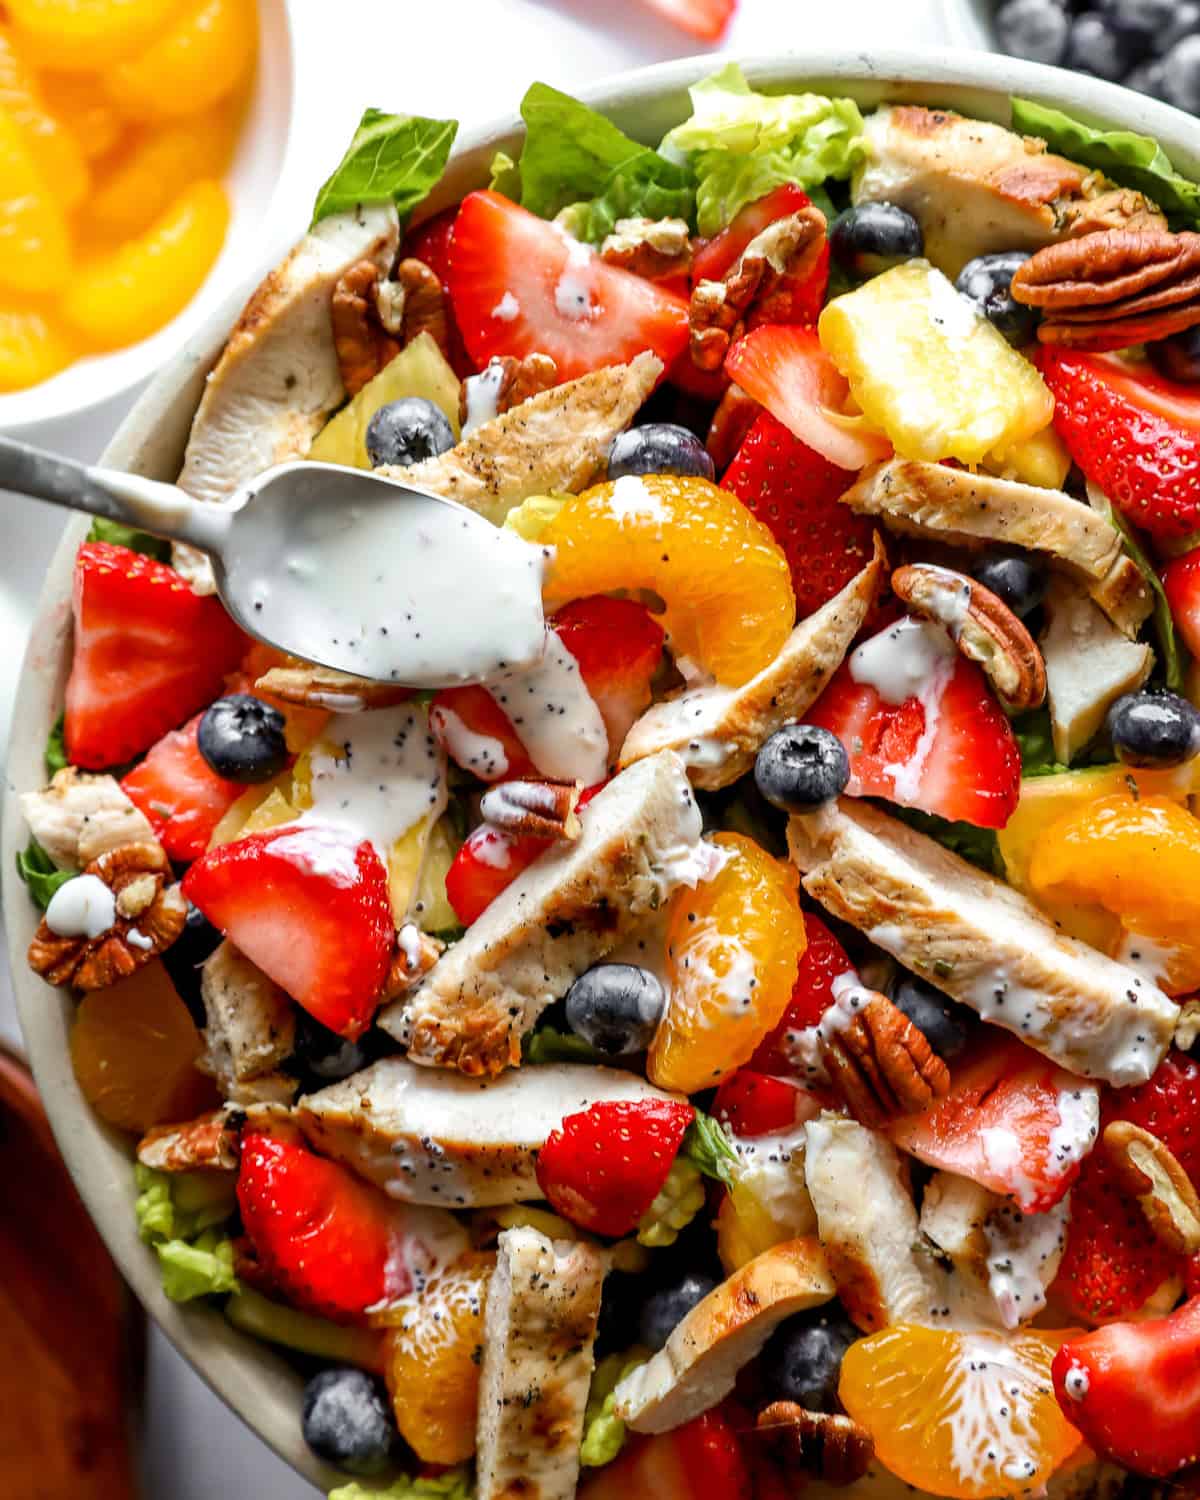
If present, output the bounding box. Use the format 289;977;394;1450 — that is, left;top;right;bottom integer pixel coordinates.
240;787;301;836
818;261;1053;465
387;812;438;924
308;331;461;470
502;493;567;543
411;813;463;932
984;424;1071;490
208;772;294;848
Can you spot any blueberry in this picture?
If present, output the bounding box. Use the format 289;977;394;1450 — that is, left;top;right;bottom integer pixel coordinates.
1065;12;1129;79
1107;689;1200;768
161;903;221;1026
608;423;715;482
969;552;1046;619
293;1008;387;1082
1124;56;1170;98
955;252;1039;346
1154;0;1200;53
365;397;454;469
197;694;288;783
638;1273;718;1352
996;0;1070;62
564;963;665;1056
829;203;923;278
891;974;977;1061
301;1367;395;1475
754;725;850;814
1161;34;1200;111
759;1305;859;1411
1148;324;1200;381
1100;0;1180;42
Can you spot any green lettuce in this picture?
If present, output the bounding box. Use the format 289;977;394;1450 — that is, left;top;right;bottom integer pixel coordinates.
487;148;520;199
887;806;1003;875
1087;482;1186;690
328;1470;472;1500
680;1109;739;1188
1009;706;1067;778
580;1350;649;1468
44;712;67;774
226;1286;384;1369
312;109;458;227
156;1231;238;1302
1011;98;1200;228
523;1023;603;1065
135;1165;239;1302
15;839;73;909
516;82;693;243
86;515;170;561
662;63;865;235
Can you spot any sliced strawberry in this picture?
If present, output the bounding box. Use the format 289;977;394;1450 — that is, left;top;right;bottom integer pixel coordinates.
1053;1051;1200;1322
751;911;854;1075
430;685;536;783
1053;1296;1200;1477
182;824;393;1039
638;0;735;42
804;621;1021;829
725;325;891;472
887;1032;1100;1212
721;410;876;618
552;595;664;751
693;184;830;330
444;824;551;927
1040;349;1200;542
536;1097;695;1236
580;1406;751;1500
712;1071;821;1137
448;191;689;382
65;542;246;769
402;206;475;378
237;1122;458;1323
120;712;246;863
1162;547;1200;657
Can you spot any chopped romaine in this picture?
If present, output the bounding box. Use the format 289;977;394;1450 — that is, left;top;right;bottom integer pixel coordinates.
580;1350;650;1468
679;1108;739;1188
312;109;458;228
523;1024;603;1066
44;712;68;774
135;1163;237;1244
327;1472;472;1500
156;1229;239;1302
15;839;73;909
636;1157;705;1248
85;516;171;561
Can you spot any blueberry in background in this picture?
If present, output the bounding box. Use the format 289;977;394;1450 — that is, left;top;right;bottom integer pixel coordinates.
608;423;715;482
161;903;222;1027
301;1367;396;1475
1065;11;1128;79
197;694;289;783
1162;33;1200;111
995;0;1069;64
891;973;978;1061
1100;0;1183;44
829;203;923;279
955;252;1039;347
638;1272;719;1352
1149;325;1200;381
565;963;666;1056
758;1304;860;1411
969;551;1046;620
365;396;455;469
292;1009;390;1085
1107;689;1200;768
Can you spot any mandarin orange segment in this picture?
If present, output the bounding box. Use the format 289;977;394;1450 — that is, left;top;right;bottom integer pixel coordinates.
647;831;805;1094
69;962;216;1133
0;23;89;207
839;1324;1083;1500
541;475;796;687
60;176;227;348
379;1250;494;1464
106;0;254;118
88;107;237;240
7;0;186;71
0;105;71;293
0;301;74;390
38;69;125;159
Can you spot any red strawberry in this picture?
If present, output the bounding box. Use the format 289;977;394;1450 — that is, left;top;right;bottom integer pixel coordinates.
887;1032;1100;1212
693;184;830;330
445;824;551;927
1162;547;1200;657
1053;1296;1200;1477
120;713;247;862
65;542;246;769
725;325;891;472
430;684;536;783
552;596;664;750
1040;348;1200;542
712;1071;820;1138
536;1097;695;1236
182;824;393;1039
750;911;854;1075
237;1123;449;1323
1053;1051;1200;1322
448;191;689;381
580;1406;751;1500
638;0;735;42
401;206;475;378
721;410;876;618
804;621;1021;829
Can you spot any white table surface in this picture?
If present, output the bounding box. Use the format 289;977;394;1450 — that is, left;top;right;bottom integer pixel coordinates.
1;0;959;1493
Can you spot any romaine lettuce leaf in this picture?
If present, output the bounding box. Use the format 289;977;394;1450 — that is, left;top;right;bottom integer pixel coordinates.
887;805;1004;874
523;1023;602;1065
680;1109;739;1187
86;515;170;560
1011;98;1200;227
14;840;73;909
156;1230;238;1302
312;109;458;227
516;82;693;243
580;1350;649;1467
1009;707;1067;779
328;1469;472;1500
135;1165;239;1302
44;712;67;775
662;63;865;235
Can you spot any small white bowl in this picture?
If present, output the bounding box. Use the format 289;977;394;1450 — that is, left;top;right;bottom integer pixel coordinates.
0;0;298;435
8;49;1200;1489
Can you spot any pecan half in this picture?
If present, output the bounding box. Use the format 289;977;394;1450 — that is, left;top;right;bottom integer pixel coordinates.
821;988;951;1129
1105;1120;1200;1254
137;1110;240;1172
388;256;450;356
892;562;1046;712
1012;229;1200;350
479;779;583;841
28;842;187;990
1175;997;1200;1054
755;1403;875;1487
706;383;760;473
381;924;445;1002
253;661;412;711
332;257;402;397
689;206;827;370
601;216;693;282
459;353;558;431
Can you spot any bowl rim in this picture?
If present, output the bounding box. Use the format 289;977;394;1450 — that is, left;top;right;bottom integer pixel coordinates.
8;44;1200;1489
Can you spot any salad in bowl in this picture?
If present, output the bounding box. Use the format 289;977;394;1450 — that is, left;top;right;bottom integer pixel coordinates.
13;54;1200;1500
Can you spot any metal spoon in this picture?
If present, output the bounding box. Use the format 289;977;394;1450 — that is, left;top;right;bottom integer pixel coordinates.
0;434;549;688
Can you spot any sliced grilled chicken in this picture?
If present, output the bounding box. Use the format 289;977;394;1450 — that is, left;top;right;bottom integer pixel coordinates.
386;351;663;525
295;1058;680;1207
618;536;884;788
21;767;156;870
789;800;1177;1087
803;1114;940;1332
841;459;1153;638
197;940;297;1105
853;105;1165;276
383;751;722;1075
1041;576;1153;762
173;204;400;590
613;1238;835;1433
476;1227;605;1500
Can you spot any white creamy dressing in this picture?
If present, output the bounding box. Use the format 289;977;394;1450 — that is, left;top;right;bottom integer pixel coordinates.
850;617;958;803
429;705;509;782
917;565;974;639
777;968;866;1086
944;1333;1043;1491
294;704;448;868
677;928;759;1019
491;291;519;322
488;630;609;784
126;928;154;951
608;474;667;527
45;874;116;939
553;230;597;323
1061;1363;1090;1402
468;827;520;870
461;359;507;437
1116;929;1176;989
381;1207;471;1298
925;266;986;349
398;922;423;969
1047;1084;1099;1174
982;1199;1069;1330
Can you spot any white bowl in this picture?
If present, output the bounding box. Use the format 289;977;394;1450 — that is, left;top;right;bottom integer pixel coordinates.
0;0;298;435
8;48;1200;1490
